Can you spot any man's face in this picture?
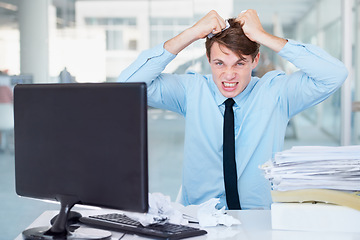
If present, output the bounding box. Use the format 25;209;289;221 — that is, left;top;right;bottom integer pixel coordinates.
208;42;260;99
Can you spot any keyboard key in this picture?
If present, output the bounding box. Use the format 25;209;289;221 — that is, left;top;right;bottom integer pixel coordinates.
80;213;207;239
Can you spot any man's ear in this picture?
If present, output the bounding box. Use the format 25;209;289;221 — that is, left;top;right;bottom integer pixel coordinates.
252;52;260;69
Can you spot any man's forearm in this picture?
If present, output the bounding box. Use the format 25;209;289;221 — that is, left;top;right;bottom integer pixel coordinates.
164;28;199;55
118;43;176;84
254;31;287;53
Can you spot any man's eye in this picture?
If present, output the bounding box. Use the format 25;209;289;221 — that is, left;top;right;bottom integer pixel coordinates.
237;62;245;66
215;62;223;66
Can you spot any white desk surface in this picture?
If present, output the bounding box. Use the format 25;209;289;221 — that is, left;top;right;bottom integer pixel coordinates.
15;209;360;240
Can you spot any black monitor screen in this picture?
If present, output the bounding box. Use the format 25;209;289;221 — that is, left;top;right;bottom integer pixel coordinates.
14;83;148;214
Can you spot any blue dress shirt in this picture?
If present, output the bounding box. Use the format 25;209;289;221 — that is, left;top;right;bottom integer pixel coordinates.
118;39;348;209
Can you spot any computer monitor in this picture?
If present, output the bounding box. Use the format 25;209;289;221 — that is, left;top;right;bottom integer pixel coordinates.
14;83;148;240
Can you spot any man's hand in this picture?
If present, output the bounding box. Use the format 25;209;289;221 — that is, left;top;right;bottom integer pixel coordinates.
164;10;226;55
191;10;227;39
236;9;265;43
236;9;287;53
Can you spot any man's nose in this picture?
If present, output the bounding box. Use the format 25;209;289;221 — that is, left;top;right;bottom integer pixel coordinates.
224;68;236;80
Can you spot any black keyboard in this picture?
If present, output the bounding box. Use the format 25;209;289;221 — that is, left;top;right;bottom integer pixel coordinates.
80;213;207;239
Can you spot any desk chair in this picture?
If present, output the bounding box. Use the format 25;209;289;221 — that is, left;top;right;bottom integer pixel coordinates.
0;103;14;153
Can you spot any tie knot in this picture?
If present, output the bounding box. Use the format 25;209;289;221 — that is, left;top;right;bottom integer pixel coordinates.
224;98;235;107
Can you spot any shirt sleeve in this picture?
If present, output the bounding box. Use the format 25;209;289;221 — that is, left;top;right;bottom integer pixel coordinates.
277;39;348;118
118;43;188;115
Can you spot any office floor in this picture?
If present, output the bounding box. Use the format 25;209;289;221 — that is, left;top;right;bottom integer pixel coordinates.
0;109;338;239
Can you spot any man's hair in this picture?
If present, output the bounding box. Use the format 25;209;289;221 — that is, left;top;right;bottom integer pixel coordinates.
205;18;260;62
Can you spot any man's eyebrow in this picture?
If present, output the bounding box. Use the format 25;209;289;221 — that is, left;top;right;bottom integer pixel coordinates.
211;58;248;63
237;58;248;63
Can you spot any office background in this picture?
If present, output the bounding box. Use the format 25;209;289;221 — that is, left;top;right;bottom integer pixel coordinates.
0;0;359;239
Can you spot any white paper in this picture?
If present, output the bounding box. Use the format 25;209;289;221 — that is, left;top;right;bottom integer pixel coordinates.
260;145;360;191
196;198;241;227
125;192;187;226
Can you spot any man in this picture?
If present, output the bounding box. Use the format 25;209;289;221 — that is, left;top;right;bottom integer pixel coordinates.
0;85;12;104
118;10;347;209
59;67;73;83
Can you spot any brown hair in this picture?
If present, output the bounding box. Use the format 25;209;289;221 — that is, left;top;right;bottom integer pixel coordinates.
205;18;260;62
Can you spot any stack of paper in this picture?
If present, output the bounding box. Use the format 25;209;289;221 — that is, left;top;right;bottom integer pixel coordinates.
261;145;360;192
260;145;360;232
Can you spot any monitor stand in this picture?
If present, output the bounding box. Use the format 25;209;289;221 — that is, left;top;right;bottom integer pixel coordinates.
22;195;112;240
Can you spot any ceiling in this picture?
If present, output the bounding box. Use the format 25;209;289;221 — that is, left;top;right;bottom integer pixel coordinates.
0;0;316;30
0;0;18;27
233;0;315;28
0;0;76;27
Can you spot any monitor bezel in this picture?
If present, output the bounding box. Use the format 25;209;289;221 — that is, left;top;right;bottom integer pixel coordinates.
14;82;149;238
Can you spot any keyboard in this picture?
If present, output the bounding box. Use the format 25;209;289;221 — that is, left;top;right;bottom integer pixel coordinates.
80;213;207;239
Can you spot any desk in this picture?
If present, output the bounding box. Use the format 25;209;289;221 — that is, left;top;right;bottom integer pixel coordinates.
15;209;360;240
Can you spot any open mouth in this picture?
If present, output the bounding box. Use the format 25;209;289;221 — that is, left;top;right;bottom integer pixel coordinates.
222;82;238;88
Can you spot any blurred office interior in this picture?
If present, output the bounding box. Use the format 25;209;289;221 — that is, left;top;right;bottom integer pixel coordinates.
0;0;360;238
